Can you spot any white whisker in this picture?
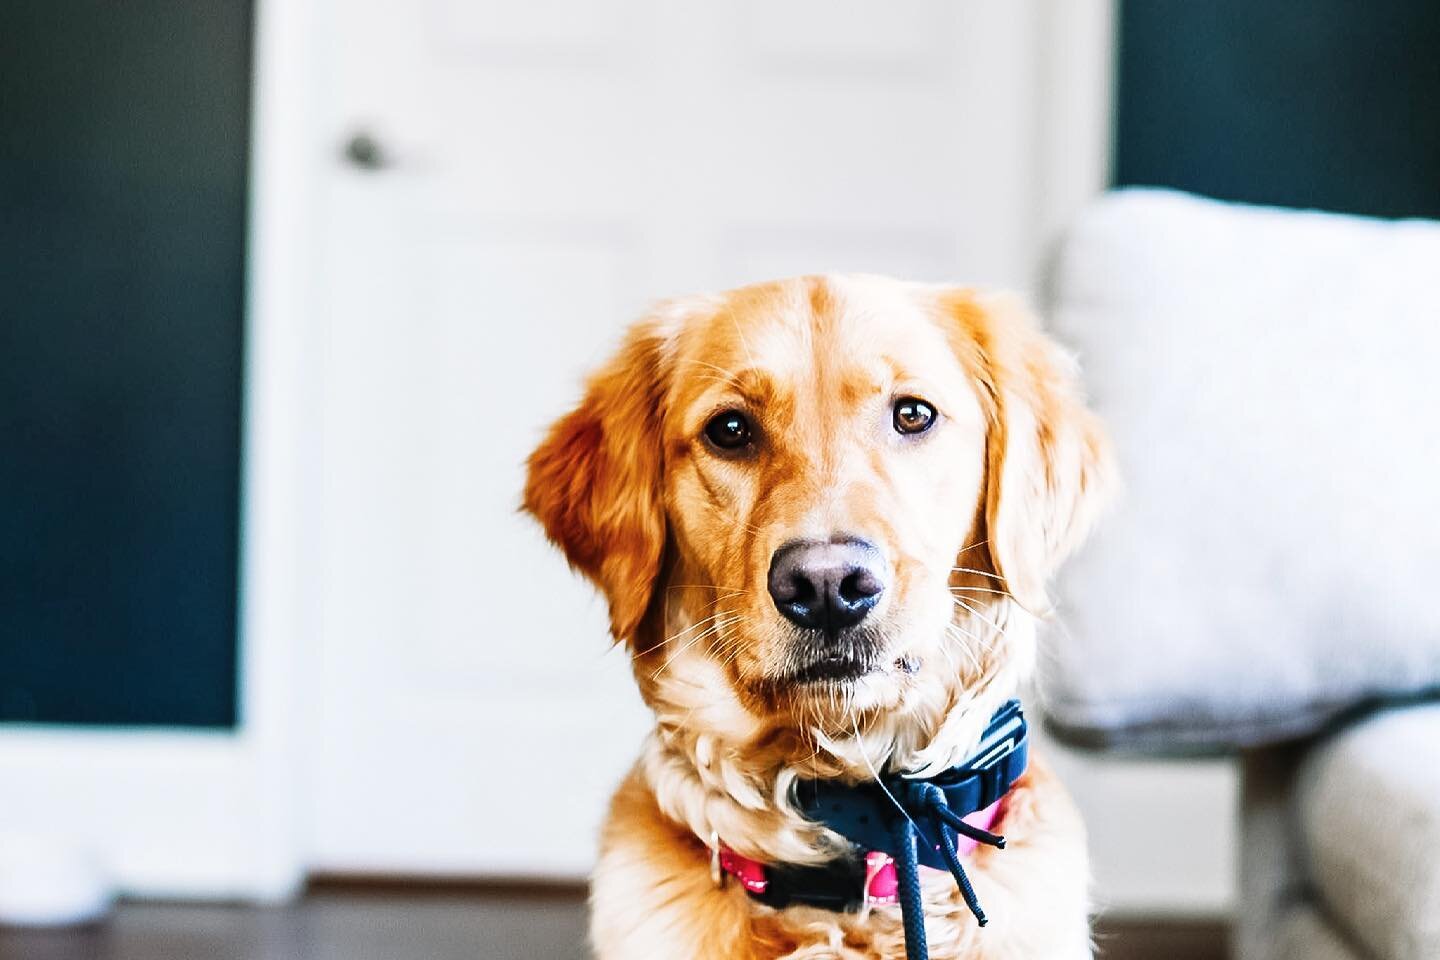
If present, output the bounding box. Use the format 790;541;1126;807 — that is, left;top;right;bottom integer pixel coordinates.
949;585;1015;599
951;596;1009;637
943;624;982;672
949;566;1006;582
700;498;765;536
675;357;742;386
649;613;747;680
647;610;728;652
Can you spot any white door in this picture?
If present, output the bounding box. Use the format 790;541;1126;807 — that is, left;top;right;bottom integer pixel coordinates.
311;0;1063;877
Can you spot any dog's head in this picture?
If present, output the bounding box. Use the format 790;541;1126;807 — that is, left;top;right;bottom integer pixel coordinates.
525;276;1111;748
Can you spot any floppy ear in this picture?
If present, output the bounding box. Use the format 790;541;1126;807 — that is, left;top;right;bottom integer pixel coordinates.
948;291;1116;616
523;318;672;644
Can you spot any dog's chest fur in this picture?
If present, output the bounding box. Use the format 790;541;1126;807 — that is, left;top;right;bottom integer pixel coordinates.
589;755;1091;960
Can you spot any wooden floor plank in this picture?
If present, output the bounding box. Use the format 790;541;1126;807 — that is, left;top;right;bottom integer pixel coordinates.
0;887;1227;960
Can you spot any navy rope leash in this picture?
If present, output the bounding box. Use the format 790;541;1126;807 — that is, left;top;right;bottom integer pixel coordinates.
797;699;1028;960
890;816;928;958
887;779;1007;959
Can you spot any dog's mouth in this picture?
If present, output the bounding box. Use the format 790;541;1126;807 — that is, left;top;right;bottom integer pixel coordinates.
786;650;876;685
776;627;888;686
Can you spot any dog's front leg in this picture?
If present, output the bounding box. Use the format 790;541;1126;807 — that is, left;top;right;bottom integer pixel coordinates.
589;770;766;960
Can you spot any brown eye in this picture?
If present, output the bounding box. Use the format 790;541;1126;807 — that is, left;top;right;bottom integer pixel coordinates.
703;410;753;450
893;397;936;435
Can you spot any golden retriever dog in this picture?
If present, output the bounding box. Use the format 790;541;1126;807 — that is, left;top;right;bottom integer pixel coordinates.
524;275;1113;960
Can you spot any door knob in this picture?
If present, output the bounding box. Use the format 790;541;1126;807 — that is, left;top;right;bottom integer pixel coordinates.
342;131;387;171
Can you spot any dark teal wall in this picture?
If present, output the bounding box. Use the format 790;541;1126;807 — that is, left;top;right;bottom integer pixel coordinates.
0;1;253;726
1116;0;1440;219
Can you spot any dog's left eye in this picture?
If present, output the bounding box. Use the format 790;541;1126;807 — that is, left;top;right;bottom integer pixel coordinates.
703;410;753;450
893;397;936;435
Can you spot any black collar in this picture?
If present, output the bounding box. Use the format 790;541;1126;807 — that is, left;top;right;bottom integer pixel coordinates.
749;699;1029;960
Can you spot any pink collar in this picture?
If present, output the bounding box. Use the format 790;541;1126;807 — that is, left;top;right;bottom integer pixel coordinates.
715;797;1003;904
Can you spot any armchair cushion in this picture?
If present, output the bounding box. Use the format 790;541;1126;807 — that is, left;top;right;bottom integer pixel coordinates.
1042;189;1440;753
1295;703;1440;960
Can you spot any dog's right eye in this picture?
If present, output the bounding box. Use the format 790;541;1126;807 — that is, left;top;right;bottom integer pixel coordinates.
703;410;753;451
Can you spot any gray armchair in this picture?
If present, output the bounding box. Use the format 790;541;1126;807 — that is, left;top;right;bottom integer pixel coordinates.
1041;190;1440;960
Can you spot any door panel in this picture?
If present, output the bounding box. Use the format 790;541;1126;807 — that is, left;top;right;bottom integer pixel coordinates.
313;0;1046;874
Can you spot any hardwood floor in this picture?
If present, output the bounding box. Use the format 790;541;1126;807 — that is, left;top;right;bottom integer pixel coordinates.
0;883;1228;960
1095;916;1230;960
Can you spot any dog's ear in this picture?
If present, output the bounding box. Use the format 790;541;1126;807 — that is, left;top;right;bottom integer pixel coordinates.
523;316;674;644
944;291;1116;616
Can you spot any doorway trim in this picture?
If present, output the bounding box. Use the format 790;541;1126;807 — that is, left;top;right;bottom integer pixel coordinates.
0;0;321;901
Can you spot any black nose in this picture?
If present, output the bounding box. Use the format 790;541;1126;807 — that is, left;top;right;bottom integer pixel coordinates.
767;538;886;634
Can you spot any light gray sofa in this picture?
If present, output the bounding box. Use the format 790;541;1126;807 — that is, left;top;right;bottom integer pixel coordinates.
1042;190;1440;960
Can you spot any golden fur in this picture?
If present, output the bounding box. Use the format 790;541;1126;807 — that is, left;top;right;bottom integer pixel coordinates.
524;275;1114;959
